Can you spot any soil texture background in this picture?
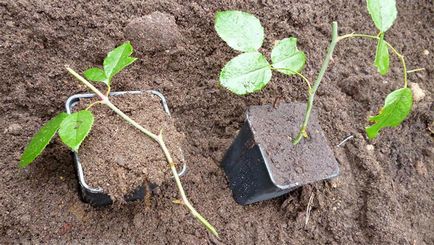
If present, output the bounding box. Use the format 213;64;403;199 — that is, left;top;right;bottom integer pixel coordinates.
1;0;433;244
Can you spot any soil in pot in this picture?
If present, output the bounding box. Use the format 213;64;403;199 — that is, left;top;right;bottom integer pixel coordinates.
248;103;338;187
76;93;185;201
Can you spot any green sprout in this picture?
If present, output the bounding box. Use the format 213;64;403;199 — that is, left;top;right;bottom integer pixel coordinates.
20;42;218;237
215;0;415;144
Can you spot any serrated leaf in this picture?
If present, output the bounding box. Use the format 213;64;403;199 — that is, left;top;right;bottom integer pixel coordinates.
59;110;94;152
103;41;137;85
215;10;264;52
374;33;390;76
219;51;272;95
366;88;412;139
367;0;397;32
271;37;306;75
19;112;68;168
83;67;107;83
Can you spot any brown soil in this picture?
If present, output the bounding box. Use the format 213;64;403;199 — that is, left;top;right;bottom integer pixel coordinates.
248;103;339;187
76;93;185;201
1;0;433;244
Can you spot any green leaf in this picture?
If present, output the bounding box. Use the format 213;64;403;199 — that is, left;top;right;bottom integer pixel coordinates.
271;37;306;75
215;10;264;52
83;67;107;83
103;41;137;85
367;0;397;32
374;33;390;76
366;88;412;139
219;51;272;95
59;110;94;152
19;112;68;168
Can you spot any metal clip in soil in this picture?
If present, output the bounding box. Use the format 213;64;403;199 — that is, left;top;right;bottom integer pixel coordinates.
222;103;339;205
65;90;187;207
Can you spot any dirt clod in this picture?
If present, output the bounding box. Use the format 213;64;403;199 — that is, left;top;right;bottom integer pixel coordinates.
77;93;185;200
125;11;183;53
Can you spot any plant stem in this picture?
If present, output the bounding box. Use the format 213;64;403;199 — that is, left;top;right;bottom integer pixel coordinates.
292;22;339;145
337;33;408;87
158;134;219;237
293;25;411;145
66;66;218;237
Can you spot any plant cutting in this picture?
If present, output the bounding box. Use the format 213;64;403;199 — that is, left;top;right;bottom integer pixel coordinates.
216;0;415;204
215;0;413;143
65;90;178;206
19;42;218;237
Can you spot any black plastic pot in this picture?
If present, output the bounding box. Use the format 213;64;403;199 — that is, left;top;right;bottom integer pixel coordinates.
65;90;186;207
222;103;340;205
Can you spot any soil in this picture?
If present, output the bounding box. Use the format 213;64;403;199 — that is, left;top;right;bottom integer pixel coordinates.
248;103;339;187
76;93;185;201
1;0;433;244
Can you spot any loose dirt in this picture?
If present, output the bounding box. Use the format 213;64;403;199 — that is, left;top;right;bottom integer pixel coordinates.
1;0;432;244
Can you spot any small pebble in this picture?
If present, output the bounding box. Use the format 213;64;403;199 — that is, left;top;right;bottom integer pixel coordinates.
415;161;427;176
329;177;340;188
422;49;429;56
20;214;31;223
6;123;22;135
5;21;14;27
366;145;375;151
114;156;127;167
133;213;143;227
409;82;426;102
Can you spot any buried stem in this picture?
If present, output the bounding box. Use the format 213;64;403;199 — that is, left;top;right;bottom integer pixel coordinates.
292;22;339;145
66;67;218;237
